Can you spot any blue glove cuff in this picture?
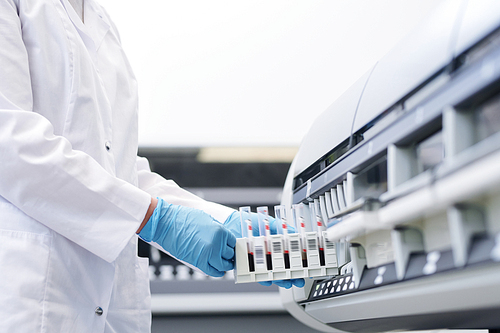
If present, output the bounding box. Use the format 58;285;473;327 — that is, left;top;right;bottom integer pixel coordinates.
138;197;162;242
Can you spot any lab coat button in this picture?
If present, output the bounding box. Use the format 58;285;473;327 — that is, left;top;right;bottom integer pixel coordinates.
95;307;104;316
105;141;111;151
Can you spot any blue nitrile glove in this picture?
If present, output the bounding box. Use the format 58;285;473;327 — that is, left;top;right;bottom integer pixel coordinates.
224;211;305;289
258;279;306;289
223;211;277;238
224;211;299;241
139;198;236;277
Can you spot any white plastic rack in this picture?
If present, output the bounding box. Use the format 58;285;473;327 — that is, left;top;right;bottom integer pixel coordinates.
235;205;339;284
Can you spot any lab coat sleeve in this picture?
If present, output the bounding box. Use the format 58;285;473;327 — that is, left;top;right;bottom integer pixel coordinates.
136;156;235;223
0;0;151;263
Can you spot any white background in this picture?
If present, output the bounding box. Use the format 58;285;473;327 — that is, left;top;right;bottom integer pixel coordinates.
98;0;440;148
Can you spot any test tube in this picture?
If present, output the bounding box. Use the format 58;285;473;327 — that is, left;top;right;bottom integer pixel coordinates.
293;204;308;268
308;202;317;232
314;199;326;266
275;205;290;269
239;206;255;272
293;203;308;235
257;206;273;271
275;205;289;237
323;231;338;267
257;206;271;238
313;199;325;231
287;207;304;270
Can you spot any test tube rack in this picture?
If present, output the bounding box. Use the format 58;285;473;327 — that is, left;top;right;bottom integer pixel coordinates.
235;232;339;284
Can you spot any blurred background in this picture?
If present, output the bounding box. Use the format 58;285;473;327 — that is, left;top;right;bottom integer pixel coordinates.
97;1;443;332
100;0;440;148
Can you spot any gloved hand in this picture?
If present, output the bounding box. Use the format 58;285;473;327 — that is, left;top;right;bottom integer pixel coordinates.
139;197;236;277
223;211;305;289
223;211;277;238
258;279;306;289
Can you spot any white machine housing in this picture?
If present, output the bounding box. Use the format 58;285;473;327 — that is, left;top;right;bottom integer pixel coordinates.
280;0;500;331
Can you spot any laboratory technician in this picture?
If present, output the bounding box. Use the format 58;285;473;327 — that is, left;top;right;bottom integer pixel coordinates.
0;0;303;331
1;0;233;332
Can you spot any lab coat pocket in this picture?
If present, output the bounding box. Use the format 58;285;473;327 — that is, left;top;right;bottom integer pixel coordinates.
136;256;151;307
135;256;152;332
0;229;52;333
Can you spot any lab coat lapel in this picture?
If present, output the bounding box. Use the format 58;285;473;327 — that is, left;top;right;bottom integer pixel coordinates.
59;0;110;54
84;0;111;51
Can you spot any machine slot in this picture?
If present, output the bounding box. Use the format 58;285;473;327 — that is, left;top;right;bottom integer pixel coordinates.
416;131;444;173
473;93;500;144
293;138;352;191
444;89;500;161
387;128;443;195
486;193;500;235
329;188;341;214
352;230;394;269
324;192;335;218
336;183;347;210
351;156;388;202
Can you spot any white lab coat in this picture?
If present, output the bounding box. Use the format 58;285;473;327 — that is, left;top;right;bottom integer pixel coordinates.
0;0;233;332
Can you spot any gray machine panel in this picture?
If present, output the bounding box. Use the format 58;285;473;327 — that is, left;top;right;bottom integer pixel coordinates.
293;42;500;205
280;1;500;331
